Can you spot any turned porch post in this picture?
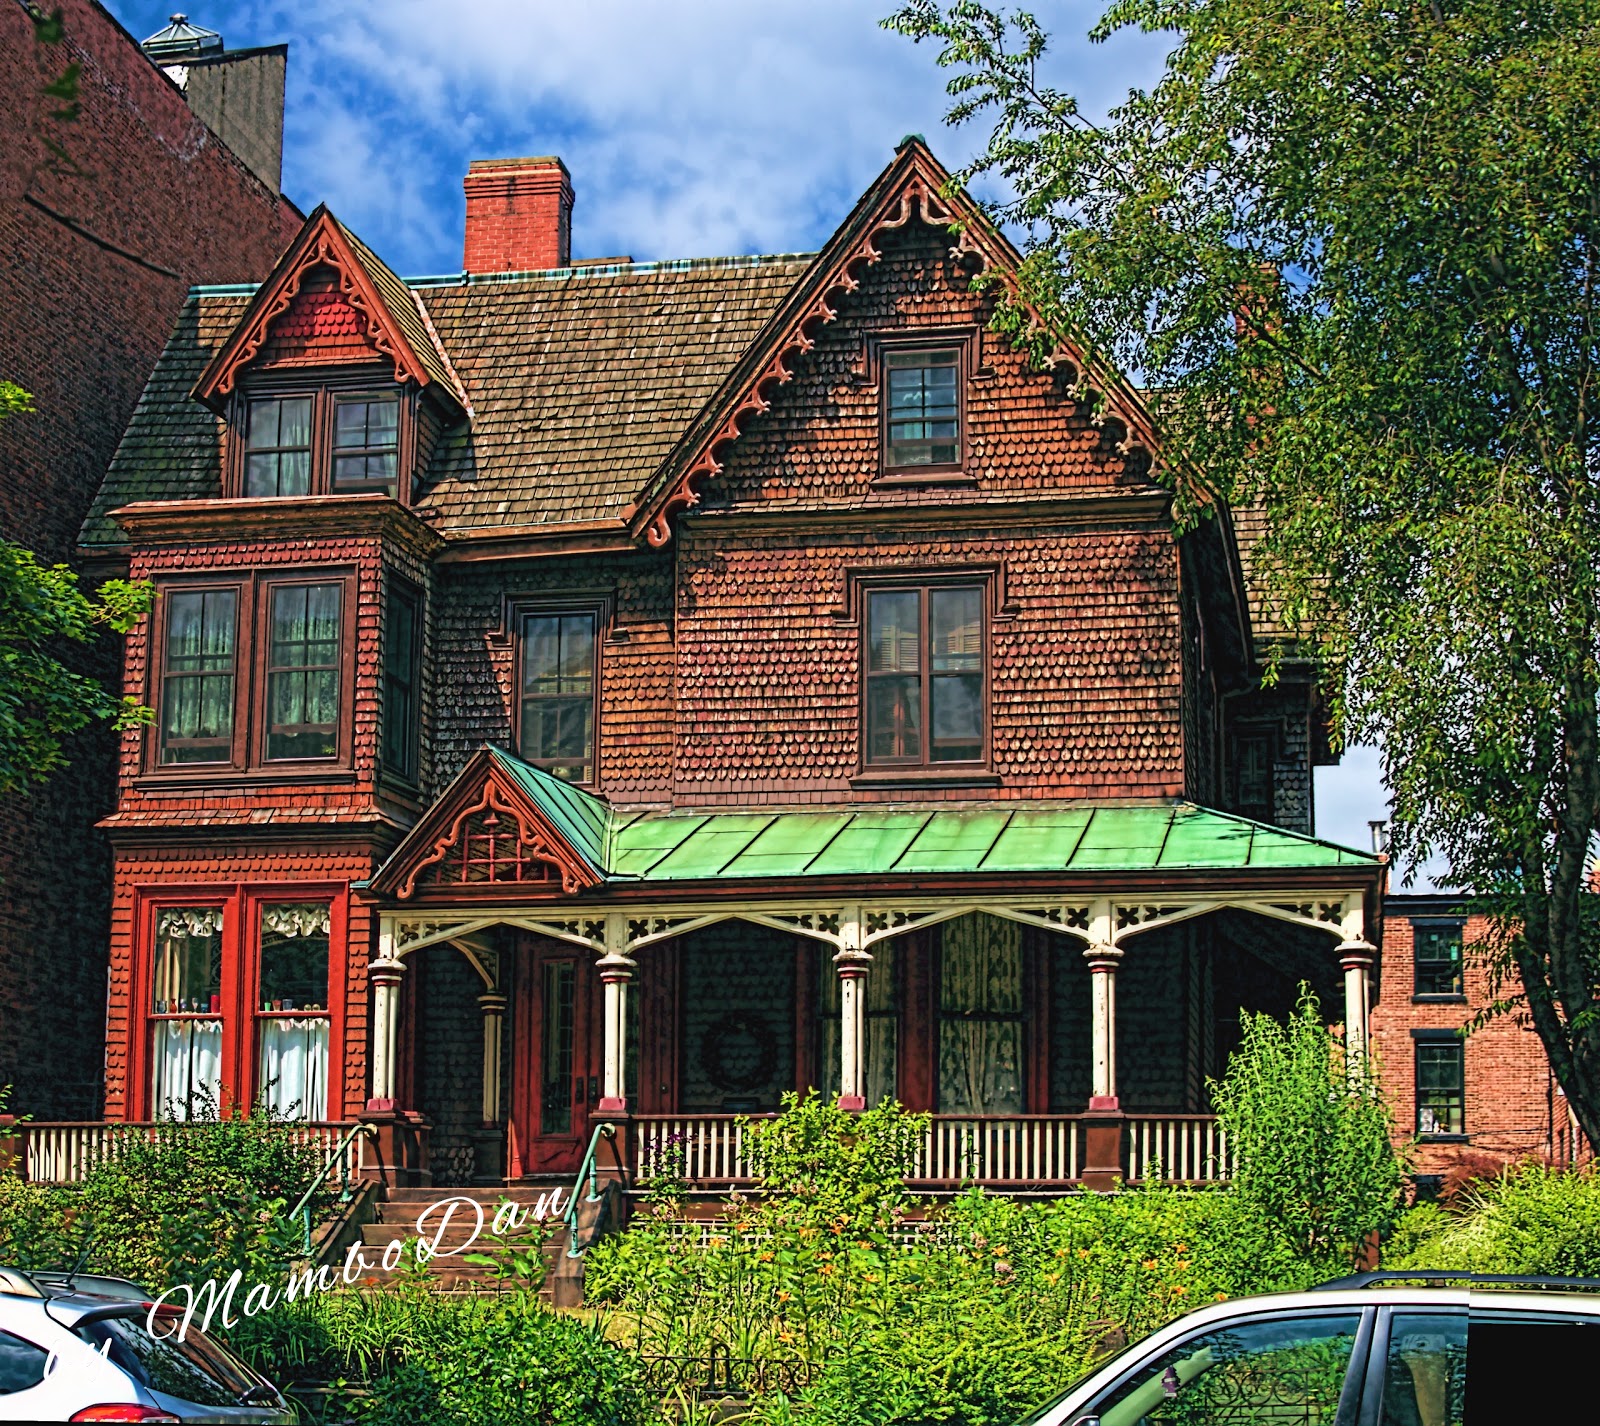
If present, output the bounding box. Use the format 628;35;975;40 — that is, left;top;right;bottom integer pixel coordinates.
835;903;870;1111
597;912;636;1115
477;991;508;1123
366;924;406;1110
1080;898;1125;1191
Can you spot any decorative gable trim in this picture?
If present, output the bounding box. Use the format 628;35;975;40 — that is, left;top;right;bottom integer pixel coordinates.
368;748;605;901
192;206;462;416
627;139;1164;549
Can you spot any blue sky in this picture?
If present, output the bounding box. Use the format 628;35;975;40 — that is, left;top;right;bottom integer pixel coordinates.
104;0;1417;871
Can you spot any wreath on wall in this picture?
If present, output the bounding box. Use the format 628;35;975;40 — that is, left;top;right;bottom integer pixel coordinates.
699;1011;778;1093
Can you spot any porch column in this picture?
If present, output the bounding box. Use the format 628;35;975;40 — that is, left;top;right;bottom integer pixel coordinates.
835;904;870;1111
366;952;407;1110
1339;940;1376;1067
597;912;636;1115
477;992;508;1123
1085;942;1123;1110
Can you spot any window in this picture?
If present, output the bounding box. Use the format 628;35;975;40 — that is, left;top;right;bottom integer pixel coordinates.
234;384;406;499
333;394;400;493
1082;1311;1362;1424
0;1330;50;1396
1417;1038;1465;1136
884;348;960;470
146;571;354;776
938;915;1023;1115
158;587;238;765
149;907;225;1119
1233;730;1276;822
1380;1312;1466;1426
865;584;984;767
519;610;597;783
244;396;312;497
1415;921;1465;997
382;580;422;781
256;903;331;1120
265;583;342;761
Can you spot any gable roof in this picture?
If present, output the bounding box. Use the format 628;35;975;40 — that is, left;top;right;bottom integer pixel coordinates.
628;138;1167;547
370;745;1377;901
191;205;466;415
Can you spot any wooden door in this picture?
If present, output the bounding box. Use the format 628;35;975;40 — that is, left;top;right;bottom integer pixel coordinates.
512;936;600;1176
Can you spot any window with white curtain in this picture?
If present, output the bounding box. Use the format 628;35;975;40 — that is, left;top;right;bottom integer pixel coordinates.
150;908;225;1119
937;914;1025;1115
257;903;331;1119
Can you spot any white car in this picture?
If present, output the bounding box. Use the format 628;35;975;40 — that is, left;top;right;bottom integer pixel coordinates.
0;1267;292;1423
1018;1271;1600;1425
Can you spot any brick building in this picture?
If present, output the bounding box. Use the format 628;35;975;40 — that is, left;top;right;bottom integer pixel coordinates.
68;138;1438;1190
0;2;300;1117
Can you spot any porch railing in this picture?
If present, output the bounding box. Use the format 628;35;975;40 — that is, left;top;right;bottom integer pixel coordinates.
631;1112;1232;1188
12;1121;361;1185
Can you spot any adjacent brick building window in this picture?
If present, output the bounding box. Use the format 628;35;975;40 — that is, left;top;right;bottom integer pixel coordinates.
1416;1037;1465;1136
265;583;343;760
519;609;598;783
1414;921;1465;998
149;571;354;776
884;348;960;470
158;588;239;765
865;584;985;767
382;580;422;781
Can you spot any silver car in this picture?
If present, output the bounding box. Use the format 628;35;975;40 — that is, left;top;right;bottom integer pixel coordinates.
0;1267;293;1423
1020;1271;1600;1424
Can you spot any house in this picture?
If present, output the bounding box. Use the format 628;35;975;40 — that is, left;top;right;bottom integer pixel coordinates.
70;139;1395;1191
0;3;299;1117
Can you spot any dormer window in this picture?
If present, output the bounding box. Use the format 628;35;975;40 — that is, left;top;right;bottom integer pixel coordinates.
871;331;975;483
232;382;406;500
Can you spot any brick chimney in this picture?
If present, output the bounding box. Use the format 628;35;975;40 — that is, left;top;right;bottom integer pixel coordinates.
463;157;574;273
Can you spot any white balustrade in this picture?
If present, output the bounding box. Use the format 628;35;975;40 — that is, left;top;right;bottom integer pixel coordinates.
1123;1115;1235;1183
21;1121;359;1185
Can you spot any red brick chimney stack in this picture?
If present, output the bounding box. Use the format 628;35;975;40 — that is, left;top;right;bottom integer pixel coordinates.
462;156;574;273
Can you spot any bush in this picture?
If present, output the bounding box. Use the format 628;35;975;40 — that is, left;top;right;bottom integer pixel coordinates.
1211;987;1405;1271
225;1279;652;1426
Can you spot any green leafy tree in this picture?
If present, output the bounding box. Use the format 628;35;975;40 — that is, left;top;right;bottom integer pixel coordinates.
889;0;1600;1150
0;383;152;793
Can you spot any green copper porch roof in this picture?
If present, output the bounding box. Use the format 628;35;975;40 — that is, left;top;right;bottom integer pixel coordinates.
483;748;1376;883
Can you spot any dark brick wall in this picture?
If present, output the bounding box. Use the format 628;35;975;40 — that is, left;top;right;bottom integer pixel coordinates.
0;0;297;1116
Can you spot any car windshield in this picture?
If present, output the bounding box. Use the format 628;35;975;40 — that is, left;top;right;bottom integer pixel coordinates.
1015;1338;1145;1425
76;1311;258;1408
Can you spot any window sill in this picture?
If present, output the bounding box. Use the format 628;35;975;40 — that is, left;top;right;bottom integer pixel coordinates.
850;770;1001;790
870;471;976;488
1412;994;1467;1005
135;767;358;791
1417;1133;1469;1144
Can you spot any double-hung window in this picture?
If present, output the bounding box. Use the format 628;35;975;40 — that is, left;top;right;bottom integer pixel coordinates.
150;573;354;774
256;903;332;1120
382;580;422;782
518;609;598;783
883;348;961;472
865;583;985;768
1414;921;1466;998
1417;1036;1466;1136
244;397;313;497
149;907;225;1119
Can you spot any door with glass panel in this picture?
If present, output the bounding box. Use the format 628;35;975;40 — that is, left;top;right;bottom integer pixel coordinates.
515;937;600;1175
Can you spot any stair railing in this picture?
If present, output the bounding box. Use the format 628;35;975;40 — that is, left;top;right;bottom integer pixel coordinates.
561;1120;624;1259
287;1122;376;1256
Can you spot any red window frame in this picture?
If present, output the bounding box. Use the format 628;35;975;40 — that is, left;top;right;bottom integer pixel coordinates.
871;329;976;484
129;884;349;1120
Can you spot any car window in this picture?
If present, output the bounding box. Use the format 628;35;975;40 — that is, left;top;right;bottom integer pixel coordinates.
77;1313;251;1407
1467;1310;1600;1419
1378;1312;1465;1426
1087;1311;1363;1425
0;1328;50;1394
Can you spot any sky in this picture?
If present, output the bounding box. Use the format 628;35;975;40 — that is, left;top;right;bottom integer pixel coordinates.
103;0;1422;874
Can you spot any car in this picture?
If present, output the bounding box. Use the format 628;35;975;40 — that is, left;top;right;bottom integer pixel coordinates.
0;1265;294;1423
1018;1271;1600;1425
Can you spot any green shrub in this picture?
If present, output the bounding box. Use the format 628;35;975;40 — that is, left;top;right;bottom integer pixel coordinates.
1211;987;1405;1271
0;1177;84;1271
1391;1163;1600;1276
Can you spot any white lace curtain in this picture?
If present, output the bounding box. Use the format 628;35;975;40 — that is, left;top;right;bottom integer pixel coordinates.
151;1018;223;1120
258;1017;329;1120
262;904;331;939
938;914;1024;1116
157;908;224;939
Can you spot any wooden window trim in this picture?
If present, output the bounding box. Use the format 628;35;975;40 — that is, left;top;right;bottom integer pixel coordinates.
512;596;608;789
140;569;357;783
870;328;976;485
856;574;991;780
226;368;417;504
380;574;424;787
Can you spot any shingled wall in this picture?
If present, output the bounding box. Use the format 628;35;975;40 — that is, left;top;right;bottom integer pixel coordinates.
0;0;298;1116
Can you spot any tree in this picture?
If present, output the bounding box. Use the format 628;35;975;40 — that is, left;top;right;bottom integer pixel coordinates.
0;383;152;793
887;0;1600;1148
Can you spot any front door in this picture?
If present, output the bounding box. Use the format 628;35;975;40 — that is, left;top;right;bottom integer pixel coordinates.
512;936;600;1176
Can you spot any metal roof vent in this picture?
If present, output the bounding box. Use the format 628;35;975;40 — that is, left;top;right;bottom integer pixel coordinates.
140;14;224;63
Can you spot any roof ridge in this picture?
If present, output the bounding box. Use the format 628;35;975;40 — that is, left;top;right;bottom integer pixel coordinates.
405;251;817;288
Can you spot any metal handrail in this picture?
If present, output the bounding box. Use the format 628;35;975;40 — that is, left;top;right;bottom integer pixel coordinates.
561;1121;618;1259
287;1122;376;1256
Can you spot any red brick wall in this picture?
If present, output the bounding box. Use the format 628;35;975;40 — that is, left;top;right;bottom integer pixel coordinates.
0;0;298;1116
673;521;1185;803
1373;907;1567;1173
